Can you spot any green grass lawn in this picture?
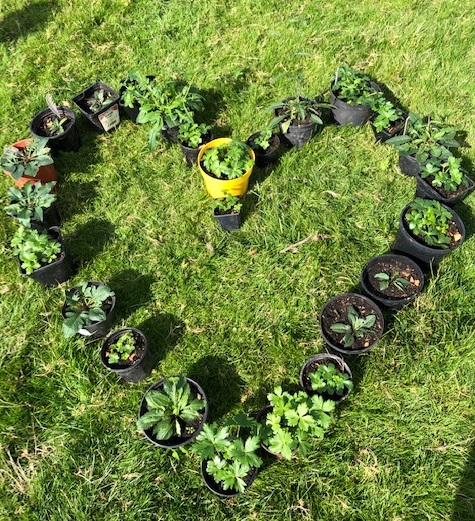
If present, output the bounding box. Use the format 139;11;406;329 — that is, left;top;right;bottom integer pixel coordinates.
1;0;475;519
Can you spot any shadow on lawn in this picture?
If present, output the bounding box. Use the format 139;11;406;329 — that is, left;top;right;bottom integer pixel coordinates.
0;0;59;44
451;440;475;519
107;270;155;322
65;218;116;266
137;313;185;364
188;355;245;423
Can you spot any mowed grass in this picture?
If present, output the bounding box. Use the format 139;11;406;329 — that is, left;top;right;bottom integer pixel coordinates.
1;0;475;519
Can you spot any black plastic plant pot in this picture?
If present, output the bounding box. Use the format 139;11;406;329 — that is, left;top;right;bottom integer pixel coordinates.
373;114;407;143
23;227;74;287
30;106;81;152
319;293;384;355
213;209;241;231
399;154;421;177
72;82;120;133
329;82;380;126
391;203;465;267
360;254;425;310
101;328;154;383
179;133;213;167
161;126;179;143
280;121;316;149
299;353;353;404
247;132;281;167
61;281;117;341
31;204;61;229
415;174;475;207
138;377;208;449
201;459;258;498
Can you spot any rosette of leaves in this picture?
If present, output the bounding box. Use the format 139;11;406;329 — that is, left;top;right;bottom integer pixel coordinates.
309;363;353;397
331;65;378;105
374;271;410;292
178;121;211;148
420;156;468;192
11;226;61;274
5;181;56;227
106;331;136;364
1;137;53;180
386;113;461;164
268;97;327;134
330;306;376;348
201;140;254;179
261;387;335;460
192;414;263;493
405;198;454;248
62;282;115;338
137;376;206;441
87;89;113;113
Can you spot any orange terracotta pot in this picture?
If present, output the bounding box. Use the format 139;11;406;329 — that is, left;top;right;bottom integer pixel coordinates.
3;139;58;189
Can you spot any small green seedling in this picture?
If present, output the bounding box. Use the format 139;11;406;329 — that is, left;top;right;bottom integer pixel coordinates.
309;363;353;397
331;65;378;105
46;117;67;136
371;95;405;133
88;89;113;112
251;129;273;151
268;97;327;134
213;194;242;214
330;306;376;348
420;156;468;192
374;271;411;292
178;121;211;148
106;331;136;364
11;226;61;275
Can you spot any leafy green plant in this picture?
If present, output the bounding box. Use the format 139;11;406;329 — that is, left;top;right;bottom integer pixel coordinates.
213;194;242;214
192;414;263;493
330;306;376;348
405;198;456;248
178;121;211;148
331;65;379;105
5;181;56;227
87;89;113;113
62;282;115;338
370;95;405;133
106;331;136;364
119;69;152;109
136;79;204;150
386;112;460;164
1;137;53;180
11;226;61;275
250;128;273;151
268;97;327;133
46;117;67;136
201;140;254;179
420;156;468;192
261;387;335;460
137;376;206;441
374;271;411;292
309;363;353;397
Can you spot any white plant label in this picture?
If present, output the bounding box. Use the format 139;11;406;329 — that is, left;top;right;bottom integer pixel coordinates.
98;104;120;131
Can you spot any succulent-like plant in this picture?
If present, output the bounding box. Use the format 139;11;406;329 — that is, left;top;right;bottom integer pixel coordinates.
1;138;53;180
4;181;56;227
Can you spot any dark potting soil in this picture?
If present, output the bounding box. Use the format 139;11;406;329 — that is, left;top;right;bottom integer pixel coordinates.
214;208;239;216
421;175;468;199
38;115;74;137
321;294;383;351
105;330;145;368
403;213;463;249
364;258;421;300
301;359;349;400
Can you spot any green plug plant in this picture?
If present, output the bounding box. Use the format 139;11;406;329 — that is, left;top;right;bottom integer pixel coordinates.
309;363;353;397
331;65;379;105
5;181;56;227
330;306;376;348
62;282;115;338
106;331;136;364
370;95;405;133
87;89;113;113
261;387;335;460
201;140;253;179
250;128;273;151
137;376;206;441
11;226;61;275
268;96;327;133
192;414;263;493
405;198;457;248
213;194;242;214
178;121;211;148
420;156;468;192
386;113;461;164
1;137;53;180
374;271;411;292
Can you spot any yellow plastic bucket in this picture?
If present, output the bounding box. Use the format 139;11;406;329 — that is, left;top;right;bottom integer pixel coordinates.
197;138;255;198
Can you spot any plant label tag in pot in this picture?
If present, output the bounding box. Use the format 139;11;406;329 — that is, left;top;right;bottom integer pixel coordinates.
78;328;93;336
98;105;120;131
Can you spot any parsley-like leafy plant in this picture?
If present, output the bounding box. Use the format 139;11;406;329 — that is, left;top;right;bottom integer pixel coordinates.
309;363;353;397
11;226;61;275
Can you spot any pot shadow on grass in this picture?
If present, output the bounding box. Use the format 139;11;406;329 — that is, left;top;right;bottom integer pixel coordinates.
55;181;98;223
0;0;59;43
452;201;475;242
187;356;245;424
136;314;185;369
65;219;116;267
107;270;155;322
451;440;475;519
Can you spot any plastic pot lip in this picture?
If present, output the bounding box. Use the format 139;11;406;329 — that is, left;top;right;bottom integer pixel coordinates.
138;376;209;449
398;201;466;253
415;173;475;205
319;292;385;355
200;458;258;498
29;107;76;139
299;352;353;402
101;327;148;372
360;253;425;306
329;81;380;110
61;280;116;320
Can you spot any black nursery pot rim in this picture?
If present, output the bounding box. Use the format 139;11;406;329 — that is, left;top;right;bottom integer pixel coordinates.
101;327;147;373
360;253;425;307
330;81;380;110
72;81;120;114
415;173;475;206
201;459;258;498
299;352;353;403
138;376;208;449
319;292;385;355
29;106;76;139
